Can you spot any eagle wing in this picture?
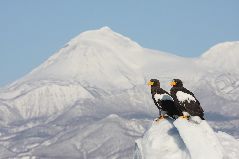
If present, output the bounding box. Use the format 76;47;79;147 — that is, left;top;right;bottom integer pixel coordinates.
154;93;174;101
176;91;196;104
176;91;203;116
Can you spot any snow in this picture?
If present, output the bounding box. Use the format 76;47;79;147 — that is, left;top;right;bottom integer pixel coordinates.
30;114;146;159
135;118;239;159
18;26;144;91
0;27;239;158
200;41;239;74
176;91;196;103
135;119;190;159
11;81;94;119
217;131;239;159
174;118;224;159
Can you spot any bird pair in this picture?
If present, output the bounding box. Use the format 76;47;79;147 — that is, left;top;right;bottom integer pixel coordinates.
147;79;205;121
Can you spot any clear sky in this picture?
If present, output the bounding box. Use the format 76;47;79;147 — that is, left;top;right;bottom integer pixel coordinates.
0;0;239;86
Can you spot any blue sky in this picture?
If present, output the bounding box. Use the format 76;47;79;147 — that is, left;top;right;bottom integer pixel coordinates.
0;0;239;86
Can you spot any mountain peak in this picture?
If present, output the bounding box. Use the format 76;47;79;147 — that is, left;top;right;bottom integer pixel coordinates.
99;26;113;32
201;41;239;58
200;41;239;73
67;26;141;49
17;27;144;90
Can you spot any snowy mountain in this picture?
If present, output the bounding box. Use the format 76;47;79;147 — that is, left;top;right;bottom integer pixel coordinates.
200;41;239;74
0;27;239;158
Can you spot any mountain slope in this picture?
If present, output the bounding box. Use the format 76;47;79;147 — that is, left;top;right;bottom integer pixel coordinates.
200;41;239;73
18;27;145;89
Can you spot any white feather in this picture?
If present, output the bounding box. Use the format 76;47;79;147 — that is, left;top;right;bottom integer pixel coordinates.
154;93;174;101
183;112;190;116
176;91;196;103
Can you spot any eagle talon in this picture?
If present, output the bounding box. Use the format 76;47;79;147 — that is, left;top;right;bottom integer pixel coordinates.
155;116;166;122
179;116;189;120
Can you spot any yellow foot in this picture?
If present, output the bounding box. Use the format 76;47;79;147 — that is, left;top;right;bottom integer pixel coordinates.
179;116;189;120
155;116;166;122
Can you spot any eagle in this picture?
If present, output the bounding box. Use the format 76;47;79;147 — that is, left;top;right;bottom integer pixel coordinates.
170;79;204;120
148;79;182;120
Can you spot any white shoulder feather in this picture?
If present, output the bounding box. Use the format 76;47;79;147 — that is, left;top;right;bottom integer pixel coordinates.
154;93;174;101
176;91;196;103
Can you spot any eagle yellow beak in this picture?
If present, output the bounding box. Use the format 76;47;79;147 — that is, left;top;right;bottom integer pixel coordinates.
147;81;154;86
170;81;176;86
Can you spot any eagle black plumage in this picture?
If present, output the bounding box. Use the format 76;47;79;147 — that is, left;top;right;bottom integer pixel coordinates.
149;79;182;119
170;79;205;120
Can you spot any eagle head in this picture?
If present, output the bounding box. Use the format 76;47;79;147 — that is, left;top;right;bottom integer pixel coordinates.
147;79;160;87
170;79;183;87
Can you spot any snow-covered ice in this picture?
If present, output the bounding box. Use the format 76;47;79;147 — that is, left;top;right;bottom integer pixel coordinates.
174;118;224;159
135;118;239;159
134;119;190;159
